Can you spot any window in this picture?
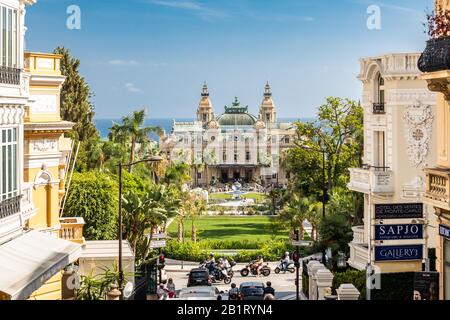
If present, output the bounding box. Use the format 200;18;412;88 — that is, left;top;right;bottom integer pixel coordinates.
284;137;290;144
234;153;238;162
197;172;202;179
223;152;227;162
0;5;19;68
0;128;18;200
246;151;251;161
374;131;385;168
377;73;385;104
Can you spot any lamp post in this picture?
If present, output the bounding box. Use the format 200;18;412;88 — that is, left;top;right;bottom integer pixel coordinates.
117;155;163;299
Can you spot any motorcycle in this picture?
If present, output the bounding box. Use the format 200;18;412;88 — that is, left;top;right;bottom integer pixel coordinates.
211;266;232;284
240;262;271;277
274;260;296;274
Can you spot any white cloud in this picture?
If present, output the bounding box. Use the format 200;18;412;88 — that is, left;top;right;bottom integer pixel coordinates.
126;83;142;93
108;59;140;66
147;0;229;19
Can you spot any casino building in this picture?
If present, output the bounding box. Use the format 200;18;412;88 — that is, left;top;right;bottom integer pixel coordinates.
161;83;296;187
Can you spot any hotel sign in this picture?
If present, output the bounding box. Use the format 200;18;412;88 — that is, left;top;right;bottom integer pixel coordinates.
374;245;423;262
374;203;423;219
375;224;423;241
439;224;450;239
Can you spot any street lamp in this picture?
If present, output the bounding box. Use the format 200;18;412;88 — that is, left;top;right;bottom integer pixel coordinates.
117;155;163;299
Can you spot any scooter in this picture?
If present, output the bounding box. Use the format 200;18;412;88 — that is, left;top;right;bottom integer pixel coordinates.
211;266;232;284
240;262;271;277
274;260;296;274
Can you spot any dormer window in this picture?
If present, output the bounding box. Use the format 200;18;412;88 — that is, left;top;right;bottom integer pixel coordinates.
373;73;386;114
377;74;385;104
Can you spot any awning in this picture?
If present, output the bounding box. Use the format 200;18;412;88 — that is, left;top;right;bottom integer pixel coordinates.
0;230;82;300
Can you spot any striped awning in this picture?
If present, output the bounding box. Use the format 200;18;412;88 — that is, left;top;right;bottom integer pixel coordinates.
0;230;81;300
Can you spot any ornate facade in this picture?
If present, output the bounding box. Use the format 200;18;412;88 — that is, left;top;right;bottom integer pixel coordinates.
347;53;438;273
161;83;295;187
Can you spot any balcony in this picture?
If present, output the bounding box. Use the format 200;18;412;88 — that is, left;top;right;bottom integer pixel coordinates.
347;226;368;270
0;66;21;85
423;168;450;211
373;102;385;114
59;217;85;244
348;166;395;195
0;195;22;220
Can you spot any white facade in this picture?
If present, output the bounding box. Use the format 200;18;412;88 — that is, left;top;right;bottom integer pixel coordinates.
0;0;35;243
347;53;439;273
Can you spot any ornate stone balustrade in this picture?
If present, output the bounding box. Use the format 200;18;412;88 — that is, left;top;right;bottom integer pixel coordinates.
348;167;395;195
59;217;85;244
424;168;450;210
352;225;366;244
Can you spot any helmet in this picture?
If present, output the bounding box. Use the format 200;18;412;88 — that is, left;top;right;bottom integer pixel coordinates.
210;253;214;257
285;252;289;256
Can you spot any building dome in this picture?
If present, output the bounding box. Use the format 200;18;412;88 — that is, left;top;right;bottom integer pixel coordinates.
217;97;257;126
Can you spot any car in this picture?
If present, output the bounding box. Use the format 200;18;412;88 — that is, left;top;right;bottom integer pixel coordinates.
176;286;220;300
187;268;212;287
239;282;265;300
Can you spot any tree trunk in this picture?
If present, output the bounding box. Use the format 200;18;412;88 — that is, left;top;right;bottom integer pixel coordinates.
129;135;136;173
177;220;184;242
191;219;197;242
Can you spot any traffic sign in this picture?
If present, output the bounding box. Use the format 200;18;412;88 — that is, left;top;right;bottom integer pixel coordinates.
292;240;313;247
150;240;167;248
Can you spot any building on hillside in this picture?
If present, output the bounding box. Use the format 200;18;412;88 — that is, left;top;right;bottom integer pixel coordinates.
347;53;438;274
420;0;450;300
0;0;83;300
161;83;296;188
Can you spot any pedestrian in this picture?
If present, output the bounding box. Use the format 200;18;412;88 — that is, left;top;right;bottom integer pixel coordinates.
156;284;167;300
264;281;275;297
167;278;176;298
264;294;276;300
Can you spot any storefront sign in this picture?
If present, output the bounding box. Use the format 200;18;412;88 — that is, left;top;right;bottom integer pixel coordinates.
374;203;423;219
413;272;439;300
439;224;450;239
374;245;423;262
375;224;423;240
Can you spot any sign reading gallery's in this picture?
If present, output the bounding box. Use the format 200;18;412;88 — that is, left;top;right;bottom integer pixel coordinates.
374;203;423;219
375;224;423;241
374;245;423;262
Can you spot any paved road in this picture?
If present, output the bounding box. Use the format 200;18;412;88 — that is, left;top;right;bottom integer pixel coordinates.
166;263;302;300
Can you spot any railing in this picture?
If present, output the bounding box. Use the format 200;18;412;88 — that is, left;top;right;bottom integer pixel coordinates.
351;226;366;244
0;195;22;220
424;169;450;209
348;166;395;194
0;66;21;85
59;217;85;244
373;102;385;114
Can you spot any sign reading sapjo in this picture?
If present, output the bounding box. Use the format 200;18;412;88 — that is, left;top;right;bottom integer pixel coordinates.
374;203;423;219
375;224;423;240
375;244;423;262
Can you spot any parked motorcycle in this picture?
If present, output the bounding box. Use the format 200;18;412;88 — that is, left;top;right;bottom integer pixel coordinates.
274;260;295;274
240;262;271;277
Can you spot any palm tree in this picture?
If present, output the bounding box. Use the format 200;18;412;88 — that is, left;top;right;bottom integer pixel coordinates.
109;109;162;172
277;193;309;239
182;191;207;242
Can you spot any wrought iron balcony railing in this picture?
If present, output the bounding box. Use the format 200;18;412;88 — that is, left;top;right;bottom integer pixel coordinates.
0;195;22;220
0;66;21;85
373;102;385;114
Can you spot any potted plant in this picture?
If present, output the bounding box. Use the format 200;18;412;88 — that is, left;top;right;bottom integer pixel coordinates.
418;5;450;72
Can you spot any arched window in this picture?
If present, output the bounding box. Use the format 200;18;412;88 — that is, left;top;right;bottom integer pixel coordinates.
377;73;385;104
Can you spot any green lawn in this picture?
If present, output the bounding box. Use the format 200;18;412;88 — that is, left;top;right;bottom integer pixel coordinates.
209;192;266;202
167;215;287;242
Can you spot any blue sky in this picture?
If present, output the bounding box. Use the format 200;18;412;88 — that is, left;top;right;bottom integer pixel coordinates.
26;0;434;118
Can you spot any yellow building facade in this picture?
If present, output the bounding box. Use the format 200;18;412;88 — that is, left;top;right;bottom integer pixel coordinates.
22;52;82;300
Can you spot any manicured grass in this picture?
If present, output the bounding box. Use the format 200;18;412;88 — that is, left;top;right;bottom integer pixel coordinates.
209;192;266;202
167;215;287;242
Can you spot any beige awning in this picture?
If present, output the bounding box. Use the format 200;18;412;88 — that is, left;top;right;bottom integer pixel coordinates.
0;230;81;300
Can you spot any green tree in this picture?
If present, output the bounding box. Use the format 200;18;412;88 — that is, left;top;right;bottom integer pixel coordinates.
54;47;101;172
285;97;363;196
63;172;118;240
108;109;162;172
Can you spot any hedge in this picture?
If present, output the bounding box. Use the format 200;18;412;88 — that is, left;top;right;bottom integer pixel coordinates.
165;239;302;263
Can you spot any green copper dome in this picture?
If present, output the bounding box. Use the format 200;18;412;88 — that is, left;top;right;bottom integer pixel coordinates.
217;97;257;126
